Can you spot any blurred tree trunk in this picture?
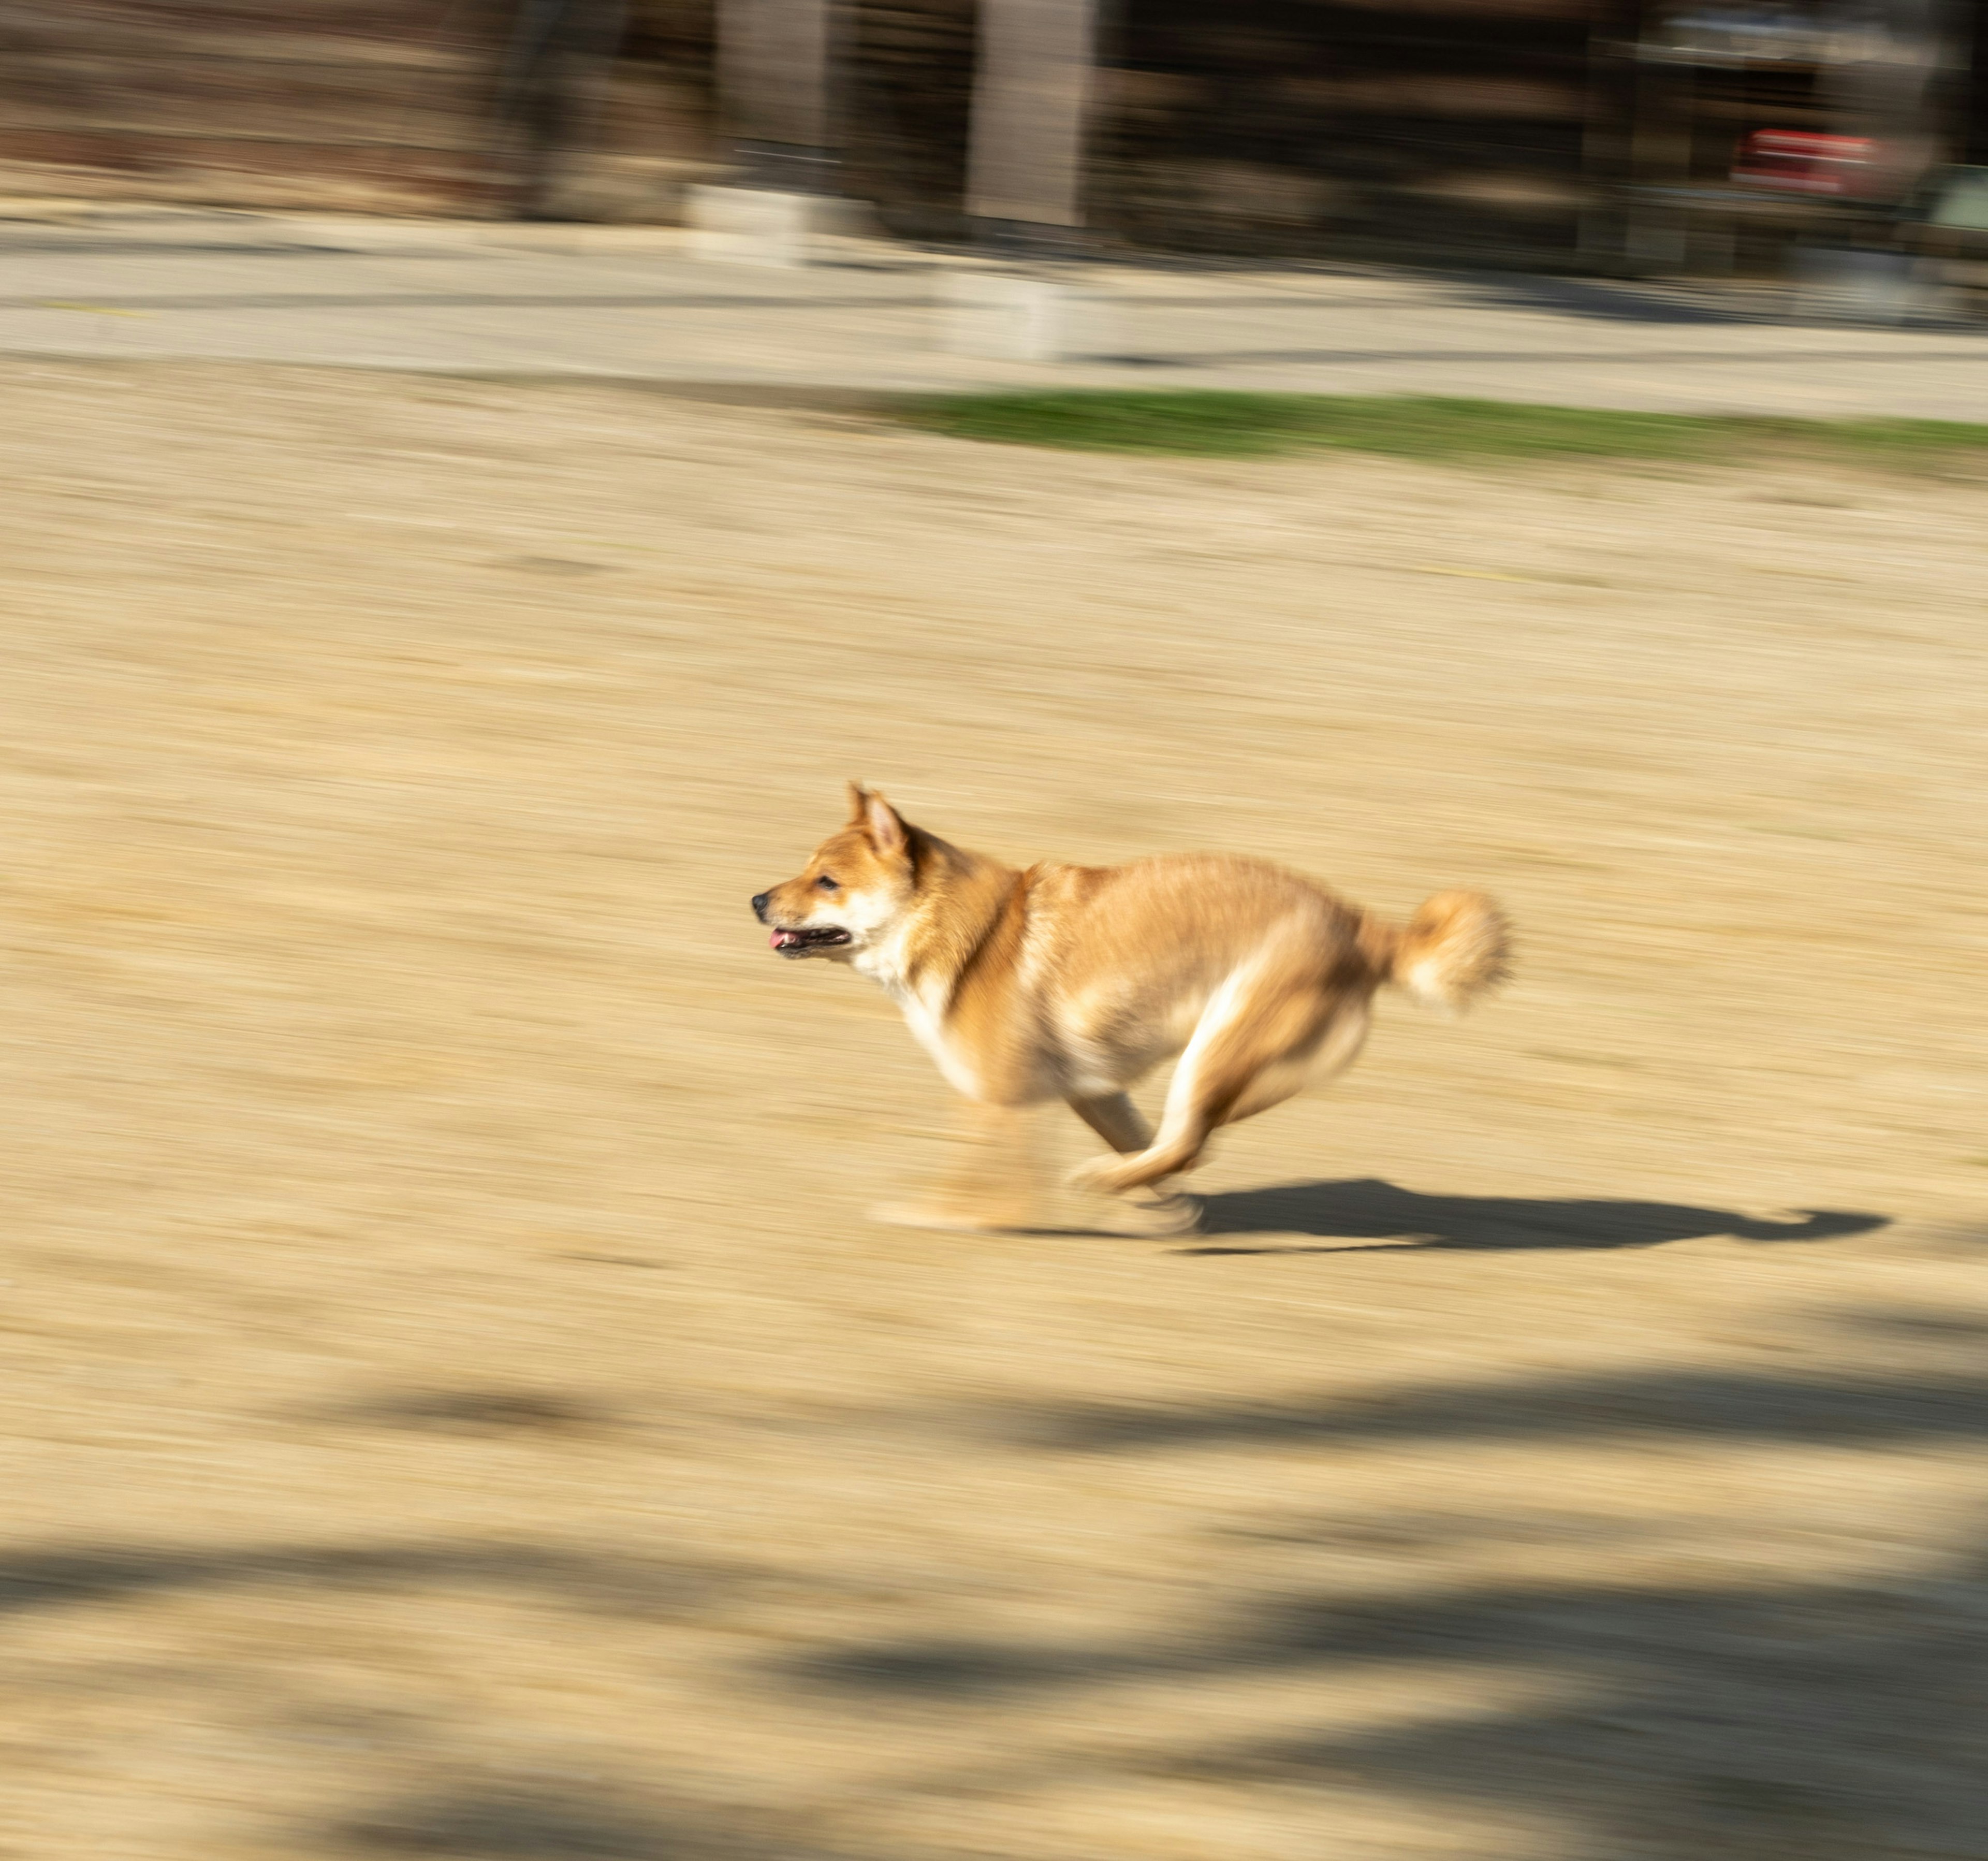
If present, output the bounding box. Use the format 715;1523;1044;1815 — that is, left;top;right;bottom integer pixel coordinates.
493;0;628;215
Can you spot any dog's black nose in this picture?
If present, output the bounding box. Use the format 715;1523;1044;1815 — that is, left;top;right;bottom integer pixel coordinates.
751;892;770;922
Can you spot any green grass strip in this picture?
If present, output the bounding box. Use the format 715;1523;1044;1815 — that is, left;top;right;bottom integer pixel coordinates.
897;391;1988;467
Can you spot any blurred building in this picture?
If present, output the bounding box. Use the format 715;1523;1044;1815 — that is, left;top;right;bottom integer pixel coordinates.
0;0;1982;272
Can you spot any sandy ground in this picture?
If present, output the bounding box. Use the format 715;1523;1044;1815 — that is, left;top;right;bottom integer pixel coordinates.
1;359;1984;1861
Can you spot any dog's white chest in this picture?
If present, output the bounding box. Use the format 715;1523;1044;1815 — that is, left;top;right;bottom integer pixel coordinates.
861;961;980;1098
896;988;981;1097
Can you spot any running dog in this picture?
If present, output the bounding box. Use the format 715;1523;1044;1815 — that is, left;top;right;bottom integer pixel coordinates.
753;786;1510;1231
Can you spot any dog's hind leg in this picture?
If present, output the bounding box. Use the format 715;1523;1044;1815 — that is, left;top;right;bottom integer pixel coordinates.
1066;1091;1200;1235
1073;956;1342;1198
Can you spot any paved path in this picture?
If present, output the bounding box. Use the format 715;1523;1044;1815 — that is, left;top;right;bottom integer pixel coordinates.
2;206;1984;416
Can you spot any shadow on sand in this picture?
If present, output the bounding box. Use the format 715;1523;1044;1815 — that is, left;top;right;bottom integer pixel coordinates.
1183;1177;1888;1255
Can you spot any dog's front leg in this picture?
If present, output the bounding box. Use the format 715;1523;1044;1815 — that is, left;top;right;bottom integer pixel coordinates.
870;1097;1037;1233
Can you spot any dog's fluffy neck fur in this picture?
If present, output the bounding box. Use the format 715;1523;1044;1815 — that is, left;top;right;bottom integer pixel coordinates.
852;828;1024;1008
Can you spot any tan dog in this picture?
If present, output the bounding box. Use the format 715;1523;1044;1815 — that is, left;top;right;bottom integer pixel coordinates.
753;786;1510;1232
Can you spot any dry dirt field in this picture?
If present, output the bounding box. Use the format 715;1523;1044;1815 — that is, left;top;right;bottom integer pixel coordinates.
2;360;1984;1861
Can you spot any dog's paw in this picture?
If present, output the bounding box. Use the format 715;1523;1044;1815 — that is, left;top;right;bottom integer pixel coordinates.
1069;1154;1140;1196
1112;1191;1203;1239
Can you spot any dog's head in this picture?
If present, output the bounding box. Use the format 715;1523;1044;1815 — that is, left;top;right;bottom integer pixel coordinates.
752;784;920;962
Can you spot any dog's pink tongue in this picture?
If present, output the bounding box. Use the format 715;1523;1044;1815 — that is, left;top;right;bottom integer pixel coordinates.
769;929;796;949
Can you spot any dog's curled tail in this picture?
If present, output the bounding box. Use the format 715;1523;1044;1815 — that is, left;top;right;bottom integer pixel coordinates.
1368;891;1512;1011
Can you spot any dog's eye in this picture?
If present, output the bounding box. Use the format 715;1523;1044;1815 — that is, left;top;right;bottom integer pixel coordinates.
815;874;838;890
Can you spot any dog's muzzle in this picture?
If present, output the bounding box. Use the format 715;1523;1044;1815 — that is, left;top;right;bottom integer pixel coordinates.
768;925;852;953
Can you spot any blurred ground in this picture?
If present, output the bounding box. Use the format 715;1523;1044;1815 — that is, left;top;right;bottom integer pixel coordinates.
2;358;1985;1861
2;215;1987;415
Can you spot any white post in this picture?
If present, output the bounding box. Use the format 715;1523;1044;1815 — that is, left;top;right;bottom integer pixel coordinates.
716;0;835;172
966;0;1100;234
695;0;838;263
946;0;1108;358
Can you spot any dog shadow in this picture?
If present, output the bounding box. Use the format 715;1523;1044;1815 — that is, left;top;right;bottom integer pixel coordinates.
1183;1177;1889;1256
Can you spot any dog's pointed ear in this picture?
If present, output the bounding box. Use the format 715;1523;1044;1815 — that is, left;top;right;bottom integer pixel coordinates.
861;789;909;857
845;780;870;823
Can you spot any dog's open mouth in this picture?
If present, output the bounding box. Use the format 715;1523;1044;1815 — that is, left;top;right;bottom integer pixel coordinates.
769;925;852;953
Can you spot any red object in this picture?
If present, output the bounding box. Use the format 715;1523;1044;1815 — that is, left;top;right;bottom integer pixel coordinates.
1732;130;1881;196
